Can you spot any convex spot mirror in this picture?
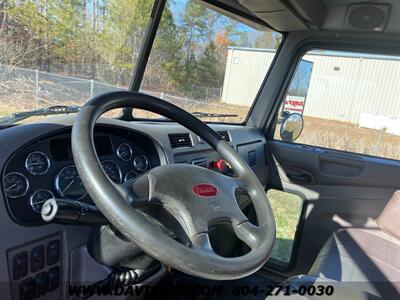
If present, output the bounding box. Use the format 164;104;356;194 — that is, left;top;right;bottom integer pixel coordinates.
280;113;304;142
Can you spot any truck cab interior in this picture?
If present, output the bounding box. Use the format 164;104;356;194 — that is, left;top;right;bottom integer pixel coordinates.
1;0;400;299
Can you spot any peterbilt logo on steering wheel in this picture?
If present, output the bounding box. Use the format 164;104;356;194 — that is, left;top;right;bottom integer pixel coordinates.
192;184;218;197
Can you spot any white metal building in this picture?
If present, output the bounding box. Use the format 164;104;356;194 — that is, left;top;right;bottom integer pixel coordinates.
221;47;400;124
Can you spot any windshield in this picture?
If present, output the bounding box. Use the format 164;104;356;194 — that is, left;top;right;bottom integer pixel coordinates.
139;0;282;123
0;0;153;123
0;1;281;124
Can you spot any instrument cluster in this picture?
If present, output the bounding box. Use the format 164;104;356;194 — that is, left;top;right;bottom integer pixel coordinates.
2;127;160;225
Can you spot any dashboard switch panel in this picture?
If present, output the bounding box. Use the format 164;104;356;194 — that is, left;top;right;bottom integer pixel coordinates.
7;234;62;300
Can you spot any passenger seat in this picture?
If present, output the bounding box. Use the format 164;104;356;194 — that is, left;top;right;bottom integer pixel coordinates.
308;191;400;299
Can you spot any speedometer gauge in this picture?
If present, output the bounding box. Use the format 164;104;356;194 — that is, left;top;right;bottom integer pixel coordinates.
55;165;87;199
4;172;29;198
25;151;50;175
101;160;122;183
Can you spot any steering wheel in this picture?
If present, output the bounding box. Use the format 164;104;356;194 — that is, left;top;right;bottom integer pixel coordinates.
71;91;275;280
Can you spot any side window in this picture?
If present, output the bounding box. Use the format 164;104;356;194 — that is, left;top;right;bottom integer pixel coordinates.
274;50;400;161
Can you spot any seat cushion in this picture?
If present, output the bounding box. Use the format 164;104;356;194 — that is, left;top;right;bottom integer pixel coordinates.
309;228;400;299
273;275;383;300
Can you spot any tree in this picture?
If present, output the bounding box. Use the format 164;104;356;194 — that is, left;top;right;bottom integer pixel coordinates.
0;0;281;95
158;1;240;94
196;41;219;88
254;31;281;49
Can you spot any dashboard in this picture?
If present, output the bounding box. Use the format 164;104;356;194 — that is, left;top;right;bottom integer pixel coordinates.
0;117;268;229
0;116;268;299
2;125;160;225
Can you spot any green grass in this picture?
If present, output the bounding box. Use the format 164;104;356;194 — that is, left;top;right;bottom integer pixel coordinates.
267;189;303;265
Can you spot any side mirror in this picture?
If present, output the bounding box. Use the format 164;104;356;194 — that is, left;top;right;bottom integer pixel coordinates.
280;113;304;142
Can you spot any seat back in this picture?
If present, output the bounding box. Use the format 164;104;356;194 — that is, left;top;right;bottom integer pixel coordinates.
377;190;400;241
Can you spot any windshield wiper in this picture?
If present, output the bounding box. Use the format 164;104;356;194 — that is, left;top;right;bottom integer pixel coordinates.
0;105;81;125
152;111;238;121
191;112;238;118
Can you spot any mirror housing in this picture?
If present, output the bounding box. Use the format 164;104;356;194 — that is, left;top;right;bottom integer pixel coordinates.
280;113;304;142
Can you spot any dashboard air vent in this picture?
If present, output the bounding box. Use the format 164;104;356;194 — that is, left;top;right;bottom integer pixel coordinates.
168;133;193;149
218;131;231;142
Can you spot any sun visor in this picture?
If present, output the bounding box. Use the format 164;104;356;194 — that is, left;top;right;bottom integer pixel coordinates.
239;0;326;31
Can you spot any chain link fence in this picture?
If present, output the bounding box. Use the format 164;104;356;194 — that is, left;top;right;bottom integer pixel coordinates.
0;64;126;111
141;78;222;103
0;65;225;111
0;64;245;122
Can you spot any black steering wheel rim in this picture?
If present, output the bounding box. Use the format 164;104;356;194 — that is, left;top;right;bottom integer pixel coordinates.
71;91;275;280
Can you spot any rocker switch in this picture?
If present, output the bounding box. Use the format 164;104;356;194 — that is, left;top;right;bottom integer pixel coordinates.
31;245;45;273
18;278;36;300
47;240;60;266
13;252;28;280
248;150;256;166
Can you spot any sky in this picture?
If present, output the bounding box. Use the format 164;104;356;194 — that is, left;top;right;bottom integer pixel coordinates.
169;0;258;33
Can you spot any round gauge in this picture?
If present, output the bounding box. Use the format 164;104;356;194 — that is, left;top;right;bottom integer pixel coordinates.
25;151;50;175
101;160;122;184
133;155;149;172
30;190;54;213
55;165;87;199
124;170;138;182
116;143;132;161
4;172;29;198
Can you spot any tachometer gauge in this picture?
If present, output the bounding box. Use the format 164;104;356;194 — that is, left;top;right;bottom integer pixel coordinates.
25;151;50;175
4;172;29;198
116;143;132;161
124;170;138;182
30;190;54;213
55;165;87;199
133;155;149;172
101;160;122;184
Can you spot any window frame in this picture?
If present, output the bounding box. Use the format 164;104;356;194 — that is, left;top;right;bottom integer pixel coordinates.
267;44;400;163
260;34;400;273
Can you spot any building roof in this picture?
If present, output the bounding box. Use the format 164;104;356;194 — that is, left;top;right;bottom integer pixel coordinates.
227;46;400;61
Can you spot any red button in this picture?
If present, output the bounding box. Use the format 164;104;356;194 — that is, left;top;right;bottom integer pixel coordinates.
216;159;231;171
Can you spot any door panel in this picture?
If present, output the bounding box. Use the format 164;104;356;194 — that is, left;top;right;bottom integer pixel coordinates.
267;140;399;276
271;141;400;188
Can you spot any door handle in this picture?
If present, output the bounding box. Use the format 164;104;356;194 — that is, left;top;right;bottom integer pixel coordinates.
287;173;312;183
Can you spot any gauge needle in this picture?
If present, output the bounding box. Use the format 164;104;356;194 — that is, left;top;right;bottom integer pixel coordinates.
28;162;42;166
62;180;74;194
6;184;17;191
